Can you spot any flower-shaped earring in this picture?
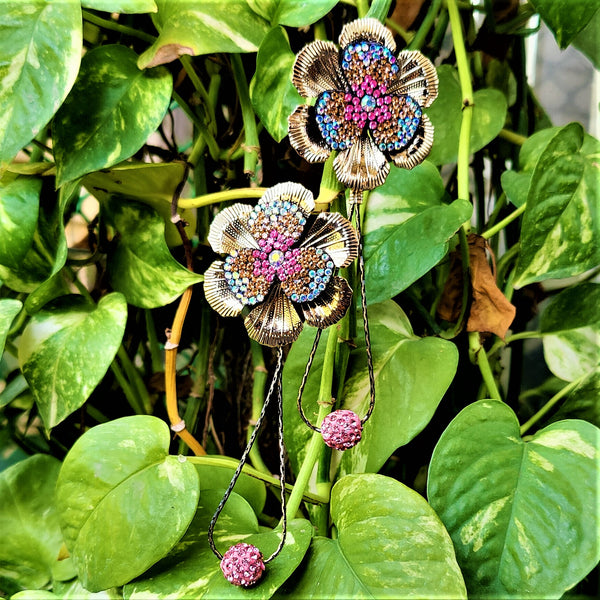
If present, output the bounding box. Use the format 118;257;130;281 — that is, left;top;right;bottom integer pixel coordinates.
204;182;358;586
289;18;438;450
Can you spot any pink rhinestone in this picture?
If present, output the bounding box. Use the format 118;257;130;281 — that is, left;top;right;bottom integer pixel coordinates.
352;96;360;106
384;96;392;105
380;84;387;93
344;92;352;101
373;89;381;98
220;543;265;587
369;121;377;129
356;89;364;98
258;239;265;247
320;410;363;450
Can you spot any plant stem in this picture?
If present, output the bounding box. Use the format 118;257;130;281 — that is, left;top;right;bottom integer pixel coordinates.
505;330;541;343
230;54;260;179
448;0;474;226
409;0;443;50
178;187;267;209
179;55;215;131
81;10;156;43
499;128;527;146
481;203;526;239
110;360;145;415
285;328;338;520
117;345;152;414
469;332;502;399
366;0;393;22
385;19;412;44
520;374;590;436
356;0;370;18
144;310;163;374
248;342;271;475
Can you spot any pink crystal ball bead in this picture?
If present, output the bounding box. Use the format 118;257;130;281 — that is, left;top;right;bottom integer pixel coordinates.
220;543;265;587
320;410;363;450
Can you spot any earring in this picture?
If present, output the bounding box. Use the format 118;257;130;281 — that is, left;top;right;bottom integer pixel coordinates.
289;17;439;449
203;182;357;586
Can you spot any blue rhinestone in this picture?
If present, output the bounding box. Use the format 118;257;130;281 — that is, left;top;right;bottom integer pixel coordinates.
342;61;349;69
326;261;333;268
339;142;346;150
307;293;315;301
248;297;256;305
325;268;332;276
394;141;402;150
316;249;323;255
322;253;329;260
291;293;298;301
323;92;330;100
391;64;399;73
379;143;386;150
300;294;307;302
309;282;316;289
309;270;316;277
315;276;322;284
387;143;394;151
332;142;339;149
361;42;368;51
317;268;324;275
413;118;420;125
318;283;326;291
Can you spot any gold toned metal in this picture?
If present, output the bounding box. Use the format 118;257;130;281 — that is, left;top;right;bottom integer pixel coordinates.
339;17;396;53
392;114;434;170
333;134;390;191
204;183;357;347
302;276;353;329
387;51;439;108
301;212;359;268
288;105;331;164
292;40;345;99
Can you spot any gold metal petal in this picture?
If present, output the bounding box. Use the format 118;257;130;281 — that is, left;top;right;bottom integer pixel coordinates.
203;261;243;318
391;114;434;170
339;18;396;53
300;212;358;268
207;203;259;254
333;134;390;191
292;40;345;98
302;276;353;328
388;50;439;108
244;285;303;347
261;181;315;217
289;104;332;164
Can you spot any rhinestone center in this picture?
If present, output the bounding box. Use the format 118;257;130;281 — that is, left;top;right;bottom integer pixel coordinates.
268;250;283;267
360;94;376;111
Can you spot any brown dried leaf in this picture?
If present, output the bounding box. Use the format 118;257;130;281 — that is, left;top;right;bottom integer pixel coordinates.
437;234;516;338
389;0;427;31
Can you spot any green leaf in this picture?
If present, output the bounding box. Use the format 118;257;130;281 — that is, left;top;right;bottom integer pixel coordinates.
540;283;600;381
0;0;82;165
365;194;472;304
125;489;313;599
0;174;74;294
52;577;123;600
56;415;200;592
530;0;599;48
103;197;203;308
18;293;127;428
280;474;466;599
250;27;302;143
513;123;600;288
193;457;267;516
548;370;600;428
138;0;270;69
246;0;339;27
53;45;172;185
500;169;529;208
82;0;157;13
83;162;196;246
0;298;21;355
0;177;41;268
0;455;63;592
427;66;508;165
283;301;458;477
572;7;600;68
428;399;600;598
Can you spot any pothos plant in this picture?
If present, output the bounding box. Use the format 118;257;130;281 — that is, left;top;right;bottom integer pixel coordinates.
0;0;599;598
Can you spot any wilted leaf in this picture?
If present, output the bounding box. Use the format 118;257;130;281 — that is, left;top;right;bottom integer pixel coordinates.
428;400;600;598
56;416;200;591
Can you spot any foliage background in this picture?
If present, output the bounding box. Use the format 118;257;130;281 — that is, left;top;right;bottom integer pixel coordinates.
0;0;598;599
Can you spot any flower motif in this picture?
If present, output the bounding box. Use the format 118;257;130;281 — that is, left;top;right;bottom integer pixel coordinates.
204;183;358;347
289;18;438;191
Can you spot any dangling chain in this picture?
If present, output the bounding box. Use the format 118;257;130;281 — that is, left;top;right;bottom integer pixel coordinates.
208;347;287;563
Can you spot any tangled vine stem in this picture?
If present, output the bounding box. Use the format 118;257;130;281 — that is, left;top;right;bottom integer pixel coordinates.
164;161;206;456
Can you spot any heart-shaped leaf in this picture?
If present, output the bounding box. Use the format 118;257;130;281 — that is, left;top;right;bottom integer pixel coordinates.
0;177;41;269
428;399;600;598
513;123;600;288
0;455;63;593
530;0;599;48
138;0;270;69
125;489;313;599
250;26;302;143
283;301;458;477
427;66;508;165
572;7;600;68
103;197;203;308
280;474;466;598
365;196;472;304
0;298;22;356
540;282;600;381
83;162;196;246
247;0;339;26
18;293;127;428
0;0;82;165
53;44;172;185
81;0;157;13
547;370;600;427
56;415;200;592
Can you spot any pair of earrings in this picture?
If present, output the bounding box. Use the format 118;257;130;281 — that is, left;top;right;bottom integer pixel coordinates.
203;18;438;587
